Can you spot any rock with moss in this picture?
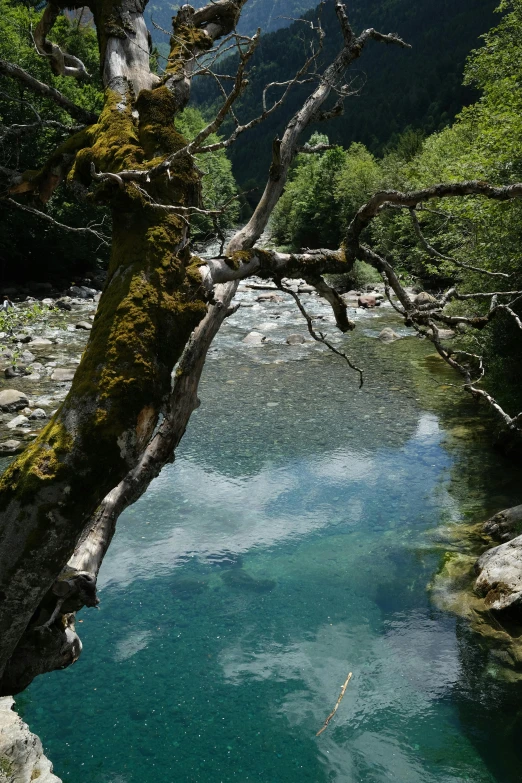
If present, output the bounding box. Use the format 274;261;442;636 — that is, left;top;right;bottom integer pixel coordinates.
0;697;61;782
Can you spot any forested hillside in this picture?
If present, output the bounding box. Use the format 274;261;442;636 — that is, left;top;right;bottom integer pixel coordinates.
147;0;316;44
192;0;499;191
272;0;522;418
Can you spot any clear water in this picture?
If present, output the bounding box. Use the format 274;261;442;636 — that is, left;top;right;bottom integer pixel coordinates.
17;287;522;782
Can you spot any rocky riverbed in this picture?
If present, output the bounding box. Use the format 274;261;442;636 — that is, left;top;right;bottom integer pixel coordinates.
0;285;100;456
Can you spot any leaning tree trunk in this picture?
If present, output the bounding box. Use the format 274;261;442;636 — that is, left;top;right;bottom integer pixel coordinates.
0;0;244;690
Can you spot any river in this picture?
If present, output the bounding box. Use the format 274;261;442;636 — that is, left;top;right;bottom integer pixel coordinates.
16;283;522;782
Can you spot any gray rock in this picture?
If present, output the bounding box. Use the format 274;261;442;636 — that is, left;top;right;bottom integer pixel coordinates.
242;331;266;345
28;337;53;346
20;350;35;364
475;534;522;612
75;321;92;330
41;298;54;306
0;440;23;455
6;415;29;430
298;284;315;294
50;368;75;381
438;329;456;340
55;299;72;311
286;334;306;345
12;334;31;344
29;408;47;420
256;292;282;303
483;504;522;542
0;390;29;412
67;285;96;299
0;696;61;782
414;291;437;305
378;327;401;343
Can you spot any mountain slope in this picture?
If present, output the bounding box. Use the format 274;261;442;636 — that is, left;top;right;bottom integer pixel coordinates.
148;0;316;44
191;0;499;191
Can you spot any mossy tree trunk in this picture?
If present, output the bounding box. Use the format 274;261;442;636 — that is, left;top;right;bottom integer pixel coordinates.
0;0;245;693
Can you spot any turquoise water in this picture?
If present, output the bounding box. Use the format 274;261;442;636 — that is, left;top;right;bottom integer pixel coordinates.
18;292;522;782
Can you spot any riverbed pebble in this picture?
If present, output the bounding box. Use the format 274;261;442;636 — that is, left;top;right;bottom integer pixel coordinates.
0;439;23;454
7;414;29;429
0;389;29;411
51;369;75;381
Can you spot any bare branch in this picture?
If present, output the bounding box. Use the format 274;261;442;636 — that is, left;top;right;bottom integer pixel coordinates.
0;58;97;124
3;198;109;245
276;279;364;387
33;3;90;80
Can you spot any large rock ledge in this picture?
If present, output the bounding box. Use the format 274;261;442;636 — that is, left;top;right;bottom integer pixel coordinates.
475;534;522;612
0;697;60;783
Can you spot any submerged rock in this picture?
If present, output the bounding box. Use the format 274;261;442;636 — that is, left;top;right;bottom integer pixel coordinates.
29;408;47;420
28;337;53;346
378;328;401;343
0;390;28;412
286;334;306;345
0;696;61;782
222;569;276;593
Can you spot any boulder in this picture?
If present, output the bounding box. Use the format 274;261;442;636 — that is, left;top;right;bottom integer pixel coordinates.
11;334;31;344
242;331;266;345
358;295;380;309
4;367;26;379
0;696;61;782
414;291;437;306
75;321;92;330
475;535;522;612
286;334;306;345
0;390;28;412
298;284;315;294
378;327;401;343
256;292;282;303
20;350;35;364
51;368;75;381
6;415;29;430
0;440;23;455
55;299;72;311
29;408;47;420
483;504;522;542
28;336;53;346
67;285;96;299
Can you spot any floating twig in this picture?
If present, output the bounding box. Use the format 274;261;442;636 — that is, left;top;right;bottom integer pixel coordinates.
316;671;353;736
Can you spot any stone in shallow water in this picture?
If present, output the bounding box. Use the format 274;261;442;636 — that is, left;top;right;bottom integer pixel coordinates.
286;334;306;345
29;337;53;346
0;390;28;412
29;408;47;420
51;368;75;382
378;327;401;343
0;439;22;454
221;569;276;593
242;331;266;345
6;415;29;430
75;321;92;330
